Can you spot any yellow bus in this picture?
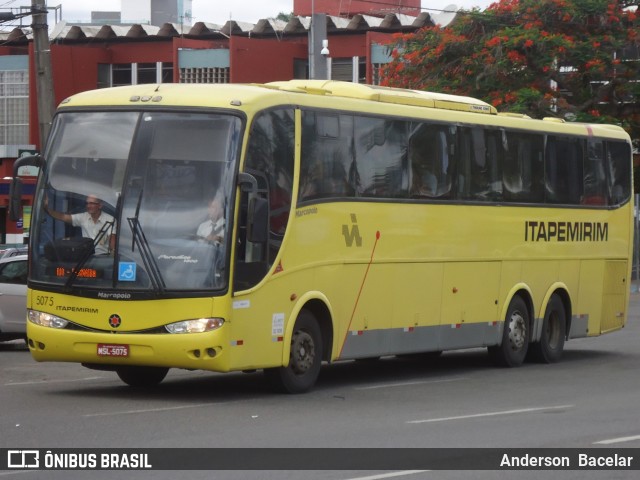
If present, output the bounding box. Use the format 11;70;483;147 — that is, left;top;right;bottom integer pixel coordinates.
11;80;633;393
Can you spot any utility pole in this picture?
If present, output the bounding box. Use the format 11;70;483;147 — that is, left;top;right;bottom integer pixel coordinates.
31;0;55;148
308;0;328;80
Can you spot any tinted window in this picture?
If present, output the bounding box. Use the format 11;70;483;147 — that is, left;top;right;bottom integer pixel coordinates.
503;131;544;203
409;123;454;198
300;112;356;201
545;136;583;204
607;141;632;205
584;140;608;205
457;127;502;201
236;109;295;291
245;109;295;239
298;108;629;210
355;118;409;198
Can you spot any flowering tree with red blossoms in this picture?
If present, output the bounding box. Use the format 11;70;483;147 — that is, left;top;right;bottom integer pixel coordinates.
380;0;640;144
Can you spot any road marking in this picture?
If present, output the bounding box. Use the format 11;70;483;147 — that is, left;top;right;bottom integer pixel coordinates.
343;471;429;480
407;404;574;424
83;402;230;417
4;376;104;386
355;377;467;390
594;434;640;445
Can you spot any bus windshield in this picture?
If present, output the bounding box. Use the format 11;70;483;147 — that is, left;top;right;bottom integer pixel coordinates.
31;110;242;293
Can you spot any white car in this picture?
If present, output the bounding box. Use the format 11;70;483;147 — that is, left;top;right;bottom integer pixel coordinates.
0;255;28;342
0;245;28;258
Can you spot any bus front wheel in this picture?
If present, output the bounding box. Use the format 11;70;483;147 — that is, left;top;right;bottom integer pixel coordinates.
489;296;529;367
528;294;566;363
116;366;169;387
264;310;322;394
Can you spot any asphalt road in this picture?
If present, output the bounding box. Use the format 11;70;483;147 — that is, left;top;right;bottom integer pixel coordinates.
1;294;640;480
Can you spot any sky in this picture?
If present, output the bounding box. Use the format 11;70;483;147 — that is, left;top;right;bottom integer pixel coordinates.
0;1;495;27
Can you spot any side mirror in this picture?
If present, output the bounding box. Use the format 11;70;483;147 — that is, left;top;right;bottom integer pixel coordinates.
8;177;22;221
9;154;44;221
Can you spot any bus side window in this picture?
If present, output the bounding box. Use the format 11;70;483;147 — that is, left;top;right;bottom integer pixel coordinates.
458;127;501;201
356;117;408;198
235;108;294;291
583;140;608;205
409;123;452;198
457;129;472;198
606;141;632;206
545;136;583;205
300;112;354;201
503;131;544;203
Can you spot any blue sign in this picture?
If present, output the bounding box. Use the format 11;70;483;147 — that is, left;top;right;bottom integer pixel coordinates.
118;262;137;282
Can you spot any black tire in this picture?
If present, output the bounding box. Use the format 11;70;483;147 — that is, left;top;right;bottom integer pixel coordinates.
489;296;529;367
116;366;169;387
264;310;322;394
528;294;566;363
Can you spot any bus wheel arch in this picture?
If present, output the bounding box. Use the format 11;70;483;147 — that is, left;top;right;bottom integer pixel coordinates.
264;302;331;394
490;291;532;367
298;298;334;363
528;291;568;363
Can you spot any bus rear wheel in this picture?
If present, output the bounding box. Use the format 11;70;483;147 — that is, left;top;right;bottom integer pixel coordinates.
489;296;529;367
528;294;566;363
116;366;169;387
264;310;322;394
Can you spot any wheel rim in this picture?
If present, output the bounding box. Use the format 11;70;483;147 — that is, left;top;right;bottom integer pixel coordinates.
507;310;526;350
290;330;315;375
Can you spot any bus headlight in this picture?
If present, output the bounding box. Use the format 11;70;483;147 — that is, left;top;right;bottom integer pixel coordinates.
28;310;69;329
164;318;224;334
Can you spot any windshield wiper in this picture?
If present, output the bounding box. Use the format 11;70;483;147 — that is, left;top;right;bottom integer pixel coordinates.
127;190;165;293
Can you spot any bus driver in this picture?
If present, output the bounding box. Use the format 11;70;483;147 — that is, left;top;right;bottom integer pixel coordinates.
44;195;116;254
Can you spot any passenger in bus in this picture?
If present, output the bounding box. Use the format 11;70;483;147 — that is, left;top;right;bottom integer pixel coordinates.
44;194;115;254
196;192;225;245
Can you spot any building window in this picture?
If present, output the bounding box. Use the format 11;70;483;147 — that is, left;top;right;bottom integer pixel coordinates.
137;63;158;84
98;63;174;88
112;63;132;86
0;70;29;145
331;57;366;83
179;67;230;83
293;59;308;79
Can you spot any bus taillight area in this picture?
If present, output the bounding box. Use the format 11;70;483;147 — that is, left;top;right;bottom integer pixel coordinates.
25;318;231;373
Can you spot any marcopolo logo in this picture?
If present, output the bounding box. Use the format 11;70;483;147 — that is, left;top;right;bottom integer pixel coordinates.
8;450;40;468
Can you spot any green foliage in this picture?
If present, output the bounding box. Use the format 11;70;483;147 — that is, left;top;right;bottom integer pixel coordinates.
380;0;640;142
276;12;294;22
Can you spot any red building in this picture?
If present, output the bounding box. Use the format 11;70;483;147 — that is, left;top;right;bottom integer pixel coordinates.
0;0;455;243
293;0;421;16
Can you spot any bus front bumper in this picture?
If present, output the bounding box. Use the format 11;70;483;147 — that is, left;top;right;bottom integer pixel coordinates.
26;322;231;372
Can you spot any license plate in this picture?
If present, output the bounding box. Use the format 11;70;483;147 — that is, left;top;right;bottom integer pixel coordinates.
97;344;129;357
